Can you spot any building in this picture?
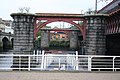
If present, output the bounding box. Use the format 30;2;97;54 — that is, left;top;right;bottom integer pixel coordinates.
0;18;13;52
0;18;5;32
0;18;13;34
50;31;69;41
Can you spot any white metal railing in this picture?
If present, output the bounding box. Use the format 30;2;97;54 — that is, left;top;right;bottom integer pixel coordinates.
0;54;120;71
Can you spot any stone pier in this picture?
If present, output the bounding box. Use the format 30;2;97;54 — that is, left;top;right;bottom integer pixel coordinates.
11;13;34;68
11;13;34;54
85;14;107;55
70;31;78;50
41;30;49;49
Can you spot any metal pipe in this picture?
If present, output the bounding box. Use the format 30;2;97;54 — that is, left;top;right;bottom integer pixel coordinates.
95;0;97;13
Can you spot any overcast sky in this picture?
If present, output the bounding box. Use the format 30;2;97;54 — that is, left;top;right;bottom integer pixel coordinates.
0;0;112;20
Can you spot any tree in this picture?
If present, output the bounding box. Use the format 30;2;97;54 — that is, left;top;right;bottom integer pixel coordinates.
19;7;30;13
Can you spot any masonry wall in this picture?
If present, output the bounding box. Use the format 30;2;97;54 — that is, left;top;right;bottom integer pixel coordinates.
41;30;49;48
70;31;78;50
11;13;34;54
85;15;107;55
0;33;13;52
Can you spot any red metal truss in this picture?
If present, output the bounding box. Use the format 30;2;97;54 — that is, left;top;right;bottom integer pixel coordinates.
34;17;86;40
106;9;120;35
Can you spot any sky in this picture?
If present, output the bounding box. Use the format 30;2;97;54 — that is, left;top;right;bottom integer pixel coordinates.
0;0;112;20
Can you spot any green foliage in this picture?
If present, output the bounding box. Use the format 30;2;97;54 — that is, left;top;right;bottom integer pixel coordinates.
34;37;41;49
37;29;42;37
70;26;77;29
79;21;84;27
49;40;69;47
80;40;86;47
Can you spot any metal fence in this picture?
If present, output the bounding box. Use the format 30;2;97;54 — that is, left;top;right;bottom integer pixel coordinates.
0;54;120;71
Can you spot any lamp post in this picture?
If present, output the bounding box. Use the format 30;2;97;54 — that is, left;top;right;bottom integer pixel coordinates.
95;0;97;14
95;0;112;14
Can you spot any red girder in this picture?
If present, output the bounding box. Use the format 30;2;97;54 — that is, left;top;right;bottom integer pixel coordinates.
41;29;76;31
36;17;84;21
34;17;86;40
106;10;120;35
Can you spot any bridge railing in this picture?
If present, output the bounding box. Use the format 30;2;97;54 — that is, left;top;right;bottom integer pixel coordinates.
0;54;120;71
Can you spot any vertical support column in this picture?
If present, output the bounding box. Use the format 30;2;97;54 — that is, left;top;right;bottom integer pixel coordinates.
11;13;34;54
58;57;61;70
75;51;78;70
11;13;35;69
41;30;49;49
113;57;115;72
85;14;107;55
44;54;47;69
41;50;45;70
88;56;92;71
28;55;31;71
70;31;78;50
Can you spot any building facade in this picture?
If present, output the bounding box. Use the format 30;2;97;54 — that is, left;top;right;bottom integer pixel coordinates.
0;18;13;52
0;18;13;34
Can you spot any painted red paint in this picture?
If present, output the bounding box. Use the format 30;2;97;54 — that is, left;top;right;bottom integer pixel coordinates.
34;18;86;40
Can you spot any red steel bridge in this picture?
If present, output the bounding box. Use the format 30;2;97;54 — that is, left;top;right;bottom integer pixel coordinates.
34;13;86;40
98;0;120;55
98;0;120;35
2;0;119;72
34;0;120;39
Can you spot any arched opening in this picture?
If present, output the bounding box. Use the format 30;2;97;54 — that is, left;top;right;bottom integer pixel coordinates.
34;19;85;39
2;37;10;51
34;20;84;54
11;38;14;49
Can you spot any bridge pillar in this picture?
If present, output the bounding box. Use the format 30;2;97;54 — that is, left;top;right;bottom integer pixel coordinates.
41;30;49;49
70;31;78;50
11;13;34;54
11;13;35;69
85;14;107;55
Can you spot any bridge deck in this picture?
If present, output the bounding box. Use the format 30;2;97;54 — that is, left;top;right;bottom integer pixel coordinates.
0;71;120;80
35;13;84;17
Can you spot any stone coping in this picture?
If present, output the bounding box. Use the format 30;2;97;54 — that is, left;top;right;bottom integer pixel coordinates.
10;13;109;18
